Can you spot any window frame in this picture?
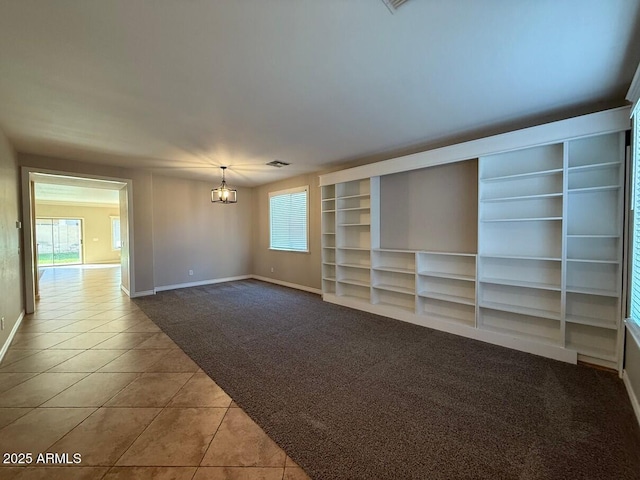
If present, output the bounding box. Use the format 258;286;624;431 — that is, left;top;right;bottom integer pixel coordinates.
268;185;310;253
111;216;121;251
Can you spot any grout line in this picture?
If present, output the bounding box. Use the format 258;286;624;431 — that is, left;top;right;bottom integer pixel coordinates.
198;405;231;467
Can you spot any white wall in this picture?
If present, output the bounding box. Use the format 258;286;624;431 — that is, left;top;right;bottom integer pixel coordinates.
626;328;640;424
0;128;24;353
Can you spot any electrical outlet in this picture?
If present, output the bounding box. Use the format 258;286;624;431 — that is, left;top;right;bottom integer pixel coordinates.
188;270;194;276
1;317;4;330
270;267;274;273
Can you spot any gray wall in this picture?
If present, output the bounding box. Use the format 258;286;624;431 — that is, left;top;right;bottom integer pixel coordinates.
0;128;24;350
252;172;321;290
380;159;478;253
152;174;253;287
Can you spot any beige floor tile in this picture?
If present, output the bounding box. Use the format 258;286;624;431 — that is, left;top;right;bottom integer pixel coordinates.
0;349;42;367
4;467;109;480
117;408;226;466
0;407;96;457
98;350;170;372
91;333;155;350
42;372;140;407
49;407;162;466
0;468;22;480
134;333;178;350
87;310;129;321
105;373;192;407
285;457;299;467
50;332;118;350
88;320;144;333
11;333;45;344
201;409;286;467
124;322;161;333
54;311;98;321
0;407;32;429
283;467;312;480
10;333;83;350
0;373;89;407
0;372;39;393
0;350;82;373
168;373;232;408
15;321;77;333
146;349;200;373
230;401;240;408
102;466;197;480
52;320;114;333
48;350;127;373
193;467;285;480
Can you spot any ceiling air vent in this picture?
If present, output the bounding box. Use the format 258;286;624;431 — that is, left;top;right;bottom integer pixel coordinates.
266;160;290;168
382;0;410;13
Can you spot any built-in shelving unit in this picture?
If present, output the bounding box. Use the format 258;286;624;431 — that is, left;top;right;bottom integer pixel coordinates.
319;109;629;370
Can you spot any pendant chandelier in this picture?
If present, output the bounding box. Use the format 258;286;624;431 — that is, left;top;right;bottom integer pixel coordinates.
211;166;237;204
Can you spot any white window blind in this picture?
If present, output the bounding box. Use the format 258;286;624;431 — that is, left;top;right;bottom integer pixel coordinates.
630;111;640;321
269;186;309;252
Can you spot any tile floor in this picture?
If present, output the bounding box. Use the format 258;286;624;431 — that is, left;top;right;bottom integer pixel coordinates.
0;265;310;480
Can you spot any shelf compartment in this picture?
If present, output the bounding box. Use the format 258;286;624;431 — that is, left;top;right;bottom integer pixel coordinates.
568;165;620;190
481;217;562;223
479;220;562;259
418;276;475;305
322;248;336;264
337;195;371;210
479;283;561;320
418;291;475;306
337;282;370;302
322;210;335;234
336;248;370;268
481;196;562;222
481;192;562;203
567;236;619;262
481;172;563;200
566;189;620;236
416;252;476;280
418;298;475;326
372;250;416;273
322;264;336;280
567;132;622;168
565;323;617;361
566;292;618;330
323;235;336;248
338;208;370;226
372;288;415;312
321;185;336;200
567;161;621;173
566;262;619;297
336;225;370;250
478;257;561;291
481;144;563;180
336;179;370;198
337;264;371;286
479;308;561;345
337;278;370;288
372;269;415;294
322;279;336;294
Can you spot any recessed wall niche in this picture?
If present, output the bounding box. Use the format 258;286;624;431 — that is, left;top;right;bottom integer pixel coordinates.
380;159;478;253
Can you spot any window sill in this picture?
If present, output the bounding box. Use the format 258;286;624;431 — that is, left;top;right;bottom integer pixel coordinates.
269;248;310;254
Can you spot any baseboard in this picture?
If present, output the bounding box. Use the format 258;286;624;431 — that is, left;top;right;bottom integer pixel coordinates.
130;290;155;298
0;310;25;364
121;284;130;297
251;275;322;295
154;275;253;293
623;370;640;427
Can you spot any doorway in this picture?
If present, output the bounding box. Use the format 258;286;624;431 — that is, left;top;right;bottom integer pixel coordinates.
35;218;83;266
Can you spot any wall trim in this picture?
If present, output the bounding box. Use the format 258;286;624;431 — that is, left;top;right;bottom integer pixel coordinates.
121;284;130;297
154;275;253;293
251;275;322;295
0;310;25;365
131;289;156;298
623;370;640;427
627;61;640;108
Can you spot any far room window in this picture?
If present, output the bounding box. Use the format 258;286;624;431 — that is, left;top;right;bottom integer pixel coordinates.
269;186;309;252
111;216;121;250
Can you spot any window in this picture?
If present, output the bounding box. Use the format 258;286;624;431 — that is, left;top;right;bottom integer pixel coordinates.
111;216;121;250
269;186;309;252
628;107;640;334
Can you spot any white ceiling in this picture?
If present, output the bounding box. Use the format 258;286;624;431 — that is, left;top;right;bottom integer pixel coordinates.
32;173;124;206
1;0;639;187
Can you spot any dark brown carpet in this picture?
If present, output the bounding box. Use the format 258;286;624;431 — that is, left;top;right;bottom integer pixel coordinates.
134;279;640;480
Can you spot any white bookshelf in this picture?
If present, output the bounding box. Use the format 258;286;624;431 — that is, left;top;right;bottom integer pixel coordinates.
320;111;628;369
